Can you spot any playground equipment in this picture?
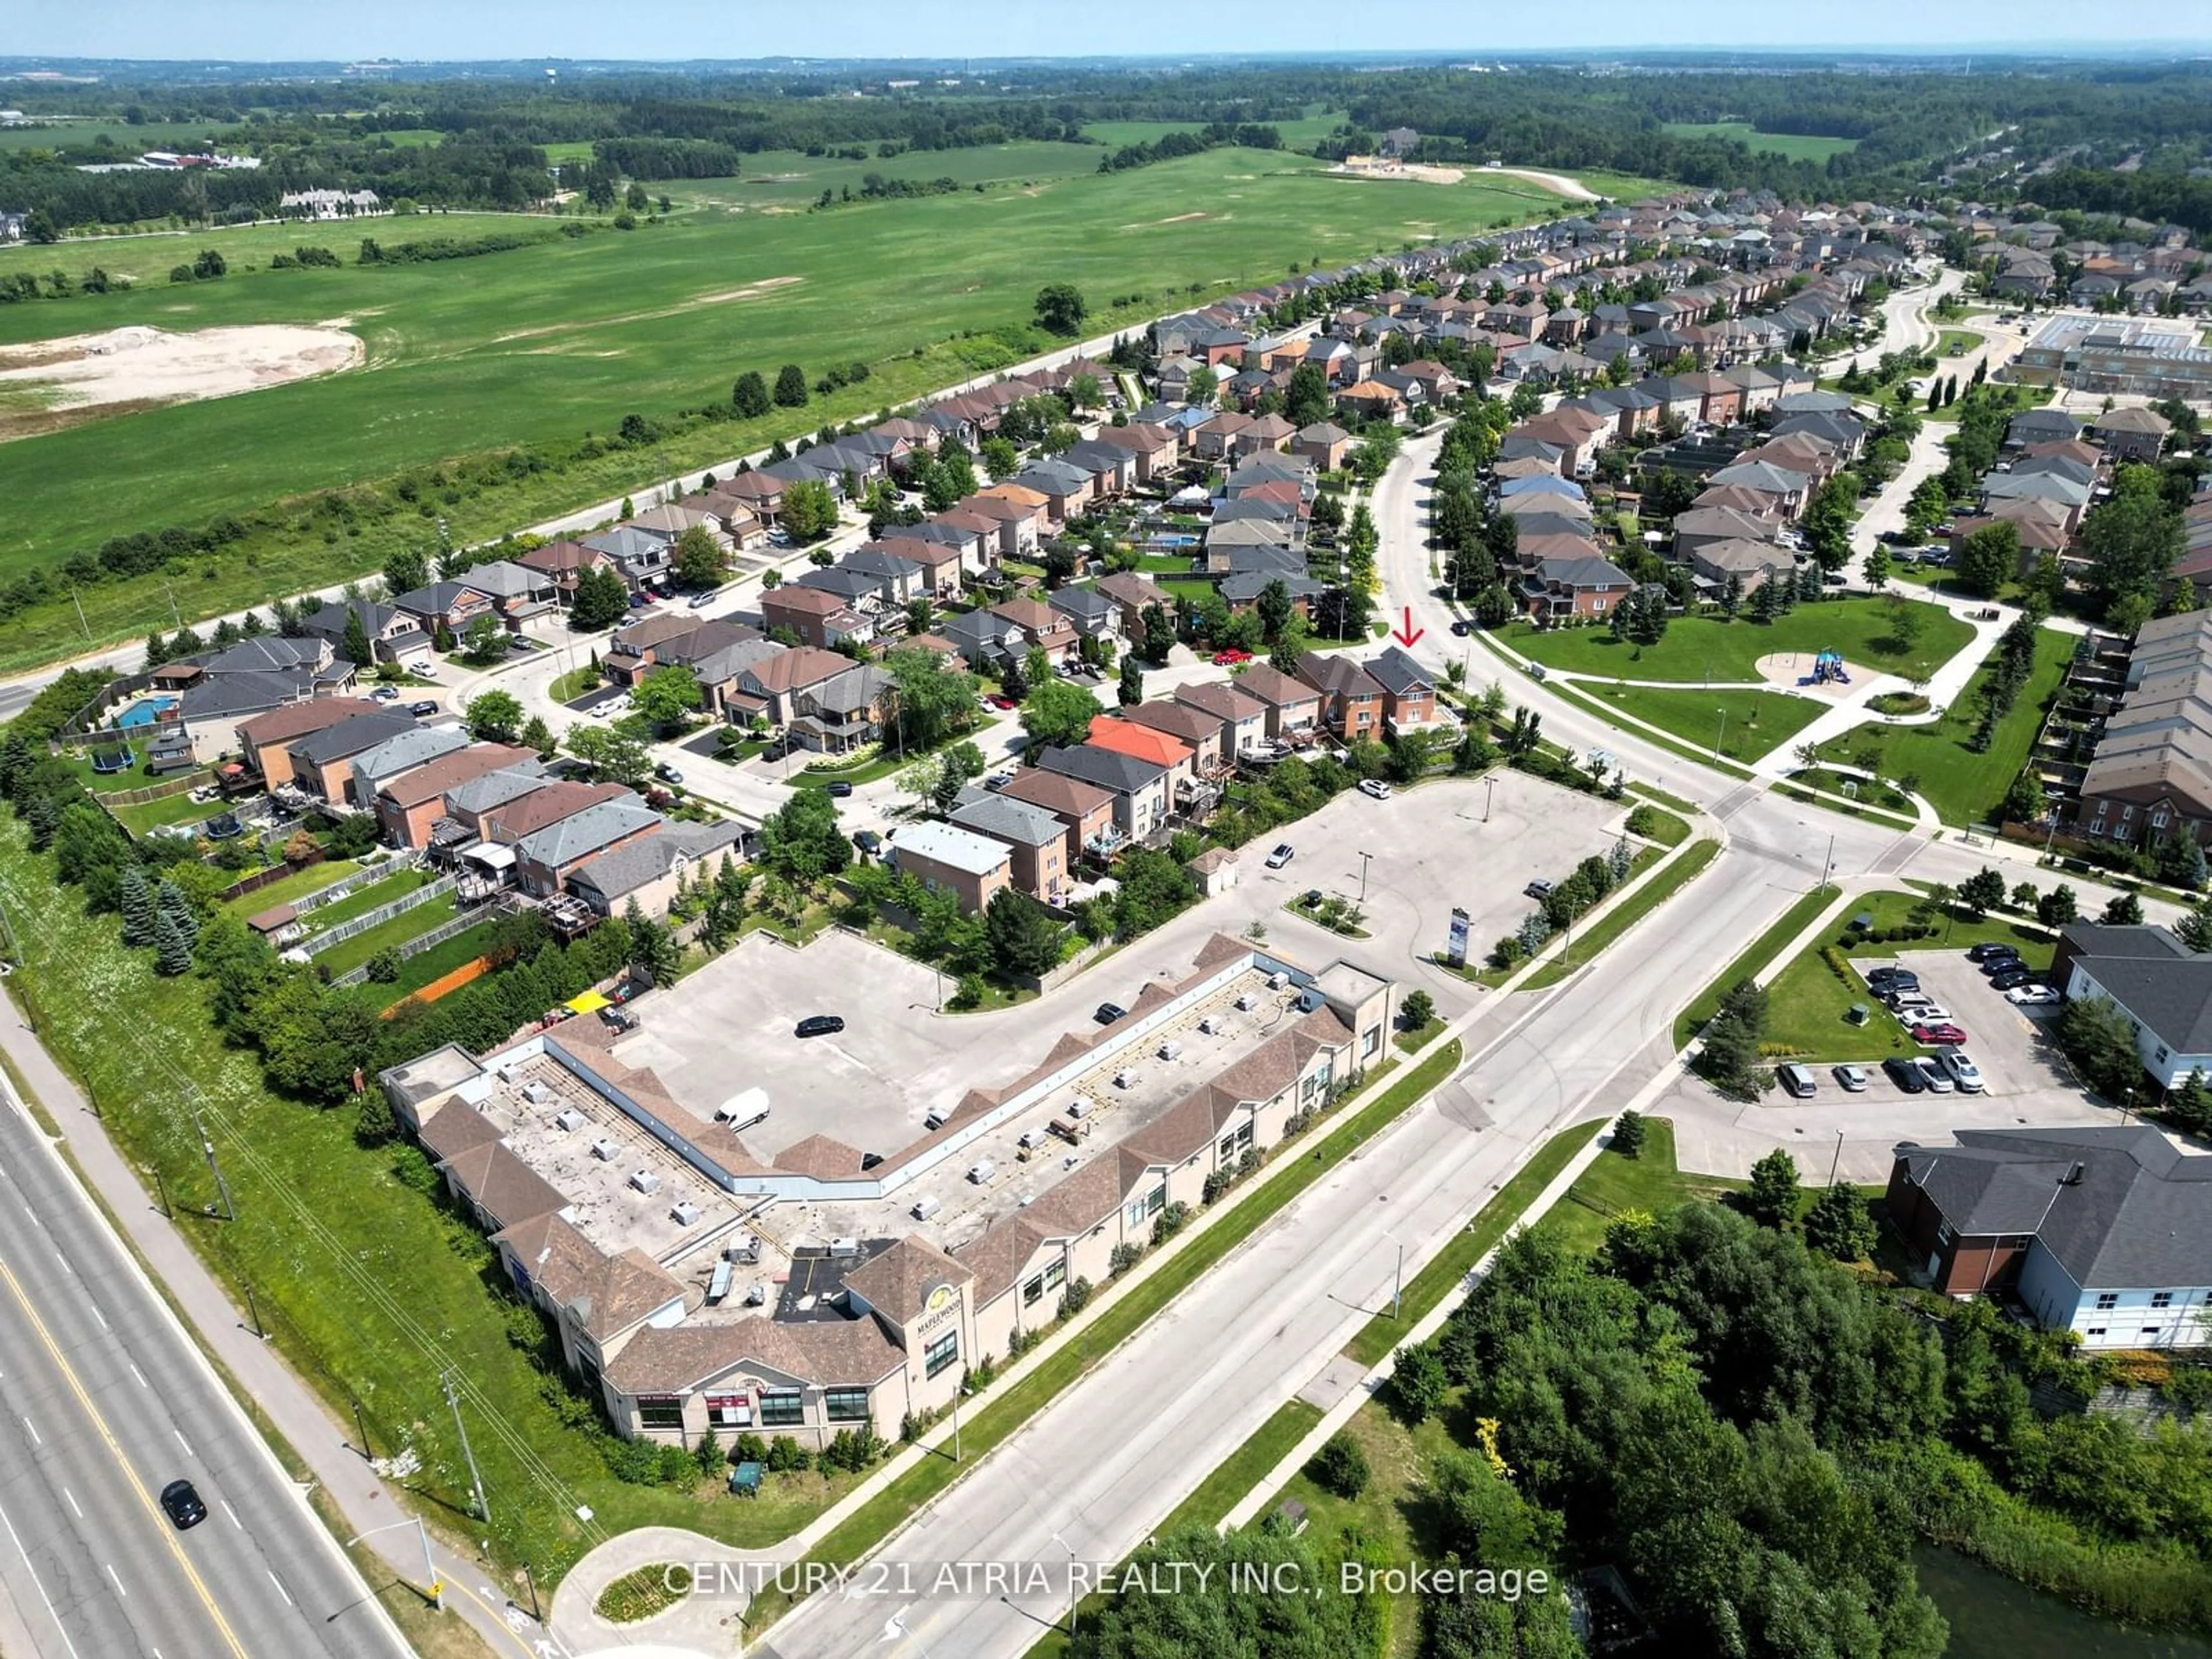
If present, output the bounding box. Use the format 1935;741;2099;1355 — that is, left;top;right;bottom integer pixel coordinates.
1802;650;1851;688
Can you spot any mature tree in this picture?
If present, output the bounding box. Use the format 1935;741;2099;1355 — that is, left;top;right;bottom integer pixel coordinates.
758;786;851;885
1021;678;1102;752
1075;1524;1378;1659
464;688;525;744
632;665;704;732
1744;1148;1801;1229
2055;994;2143;1105
2103;891;2145;926
1139;603;1176;666
772;363;810;407
672;525;728;590
1801;472;1861;573
1117;657;1143;707
118;865;157;948
1957;865;2008;916
381;546;429;599
2036;882;2080;929
884;646;978;749
340;608;374;668
779;479;838;541
1184;365;1218;407
1255;578;1296;646
931;740;987;813
1804;1183;1877;1262
153;910;195;976
985;888;1063;979
565;725;654;787
1033;282;1088;337
1612;1108;1647;1159
570;564;632;631
460;612;506;665
1390;1340;1449;1425
521;714;556;757
732;370;771;417
2082;465;2184;623
1955;520;2020;599
1863;545;1892;589
623;896;681;986
1285;362;1331;429
979;435;1020;482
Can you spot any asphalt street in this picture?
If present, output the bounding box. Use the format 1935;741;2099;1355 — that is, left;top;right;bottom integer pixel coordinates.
0;1081;412;1659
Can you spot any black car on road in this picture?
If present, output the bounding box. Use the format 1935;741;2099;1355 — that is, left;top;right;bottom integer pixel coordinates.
794;1015;844;1039
160;1479;207;1530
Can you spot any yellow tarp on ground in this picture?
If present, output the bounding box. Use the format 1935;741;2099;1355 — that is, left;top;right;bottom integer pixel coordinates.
567;990;611;1015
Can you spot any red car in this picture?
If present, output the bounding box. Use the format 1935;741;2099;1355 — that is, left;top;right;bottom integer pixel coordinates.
986;693;1017;710
1910;1022;1968;1047
1212;648;1253;666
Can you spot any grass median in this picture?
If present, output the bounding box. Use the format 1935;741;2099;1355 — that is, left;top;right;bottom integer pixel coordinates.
1672;883;1842;1048
1521;839;1719;991
748;1039;1465;1638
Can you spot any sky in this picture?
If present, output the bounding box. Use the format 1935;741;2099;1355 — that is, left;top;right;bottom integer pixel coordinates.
10;1;2205;63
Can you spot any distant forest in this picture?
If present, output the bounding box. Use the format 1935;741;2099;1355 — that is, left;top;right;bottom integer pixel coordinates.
3;58;2210;233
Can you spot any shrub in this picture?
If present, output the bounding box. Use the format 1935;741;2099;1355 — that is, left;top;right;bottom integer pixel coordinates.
1150;1200;1190;1247
1611;1109;1647;1158
764;1436;812;1474
1058;1276;1093;1318
1306;1433;1372;1498
1109;1241;1143;1277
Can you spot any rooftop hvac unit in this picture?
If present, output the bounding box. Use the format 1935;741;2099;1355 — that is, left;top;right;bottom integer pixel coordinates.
1018;1128;1047;1152
1236;993;1258;1012
628;1169;662;1196
746;1282;767;1306
911;1195;942;1222
968;1159;997;1184
671;1200;700;1226
1067;1096;1092;1119
1113;1069;1137;1089
725;1233;759;1263
1199;1016;1219;1035
554;1107;585;1132
591;1137;619;1161
831;1237;862;1258
522;1081;551;1105
1156;1040;1183;1062
1267;972;1289;991
496;1065;517;1084
707;1260;733;1302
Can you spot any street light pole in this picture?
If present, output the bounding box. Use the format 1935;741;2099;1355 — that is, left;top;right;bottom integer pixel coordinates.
1357;850;1374;908
1484;775;1495;823
1392;1239;1404;1320
347;1517;442;1612
441;1369;490;1524
1713;706;1730;762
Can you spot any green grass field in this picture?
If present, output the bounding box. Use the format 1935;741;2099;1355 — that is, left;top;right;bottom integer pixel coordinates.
1675;884;1840;1047
0;209;551;289
218;858;362;917
0;119;244;154
1532;1119;1745;1256
1503;598;1975;686
1571;682;1827;763
1660;122;1861;162
681;141;1105;209
1813;624;2074;825
0;143;1582;668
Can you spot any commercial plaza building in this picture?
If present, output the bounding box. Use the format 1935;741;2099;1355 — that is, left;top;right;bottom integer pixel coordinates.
2011;316;2212;402
378;934;1396;1449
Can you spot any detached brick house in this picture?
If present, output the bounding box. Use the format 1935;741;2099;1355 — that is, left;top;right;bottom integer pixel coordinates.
886;821;1013;914
761;585;873;652
1365;647;1440;733
1295;652;1385;743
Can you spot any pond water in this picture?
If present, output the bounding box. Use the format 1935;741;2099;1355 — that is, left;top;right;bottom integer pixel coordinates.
1919;1548;2212;1659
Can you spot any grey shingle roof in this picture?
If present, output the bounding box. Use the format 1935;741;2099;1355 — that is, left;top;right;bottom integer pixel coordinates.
1037;744;1166;794
514;800;661;870
288;710;418;764
949;793;1067;850
567;821;745;905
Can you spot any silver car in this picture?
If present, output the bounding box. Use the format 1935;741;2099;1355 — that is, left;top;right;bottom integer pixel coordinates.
1912;1057;1957;1094
1832;1064;1869;1093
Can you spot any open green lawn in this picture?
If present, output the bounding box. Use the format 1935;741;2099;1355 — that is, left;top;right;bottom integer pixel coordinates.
0;144;1577;671
1660;122;1861;162
1926;382;2051;424
1503;598;1976;685
1759;888;2055;1061
0;210;557;290
218;857;362;917
295;865;430;930
1813;624;2074;826
369;917;501;1007
680;141;1107;209
314;892;460;975
1936;329;1986;357
1675;884;1840;1047
1571;682;1828;764
1532;1119;1746;1256
110;790;225;836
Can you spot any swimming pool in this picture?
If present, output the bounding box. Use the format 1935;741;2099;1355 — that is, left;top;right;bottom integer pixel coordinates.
115;695;180;730
1145;533;1199;548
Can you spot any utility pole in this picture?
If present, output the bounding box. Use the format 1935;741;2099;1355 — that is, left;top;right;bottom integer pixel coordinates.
183;1090;234;1221
1392;1240;1404;1320
69;588;90;642
1357;850;1374;908
441;1370;490;1524
1827;1128;1844;1188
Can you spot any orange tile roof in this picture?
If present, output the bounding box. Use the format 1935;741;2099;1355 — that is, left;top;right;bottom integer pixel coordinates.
1085;715;1193;769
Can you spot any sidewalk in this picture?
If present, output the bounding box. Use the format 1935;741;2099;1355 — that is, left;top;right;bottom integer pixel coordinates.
0;1006;556;1659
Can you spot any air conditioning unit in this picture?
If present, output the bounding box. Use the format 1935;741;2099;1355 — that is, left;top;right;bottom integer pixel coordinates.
495;1065;517;1084
1236;993;1259;1012
1156;1040;1183;1062
1267;971;1289;991
1198;1016;1218;1035
1067;1096;1092;1119
968;1160;997;1184
628;1169;662;1196
725;1234;759;1262
554;1107;585;1132
1018;1129;1047;1152
1113;1069;1137;1089
522;1081;551;1104
671;1200;700;1226
591;1137;619;1161
831;1237;861;1258
745;1282;768;1306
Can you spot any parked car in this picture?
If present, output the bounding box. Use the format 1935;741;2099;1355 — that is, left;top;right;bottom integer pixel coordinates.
1912;1057;1958;1094
1358;778;1392;801
1990;968;2036;992
1911;1021;1969;1047
369;685;401;702
2006;983;2061;1006
1884;1056;1928;1094
826;781;853;798
1525;878;1554;900
599;1005;640;1033
853;830;882;856
1212;648;1253;666
160;1479;207;1530
986;771;1014;790
794;1015;845;1039
1833;1064;1869;1093
1966;941;2018;964
408;700;438;717
1450;619;1472;636
1938;1047;1986;1093
687;591;717;610
986;694;1017;711
654;763;684;785
1867;967;1919;994
1265;843;1295;869
1776;1063;1817;1099
1895;1001;1954;1024
1094;1002;1127;1025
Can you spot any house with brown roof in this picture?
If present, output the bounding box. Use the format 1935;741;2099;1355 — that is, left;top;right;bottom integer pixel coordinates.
957;493;1043;561
994;768;1118;864
376;742;539;849
1292;421;1354;471
1338;381;1406;424
1172;679;1271;757
1296;652;1386;743
1092;422;1178;484
988;597;1078;664
1122;699;1229;770
237;697;380;788
1093;571;1172;638
761;584;874;653
479;780;631;846
515;540;614;607
725;646;855;728
1233;662;1323;741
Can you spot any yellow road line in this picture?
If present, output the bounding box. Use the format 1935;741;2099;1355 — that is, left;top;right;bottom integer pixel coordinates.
0;1251;251;1659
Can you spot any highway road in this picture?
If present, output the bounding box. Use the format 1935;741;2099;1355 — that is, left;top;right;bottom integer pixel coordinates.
0;1079;413;1659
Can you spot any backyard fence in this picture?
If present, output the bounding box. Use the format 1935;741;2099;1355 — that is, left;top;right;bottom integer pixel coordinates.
301;874;457;957
328;898;510;987
94;771;213;808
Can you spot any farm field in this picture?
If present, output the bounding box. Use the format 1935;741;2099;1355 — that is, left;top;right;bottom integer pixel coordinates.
0;209;562;289
1660;121;1861;161
0;119;244;153
680;140;1107;208
1083;111;1347;151
0;144;1579;666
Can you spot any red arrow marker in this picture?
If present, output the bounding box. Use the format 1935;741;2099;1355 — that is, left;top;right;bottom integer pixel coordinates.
1391;606;1425;649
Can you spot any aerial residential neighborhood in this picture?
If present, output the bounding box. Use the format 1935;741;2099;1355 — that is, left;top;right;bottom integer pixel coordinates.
0;26;2209;1659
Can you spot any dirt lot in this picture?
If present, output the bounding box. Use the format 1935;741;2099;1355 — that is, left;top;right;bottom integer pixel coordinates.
0;322;361;439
